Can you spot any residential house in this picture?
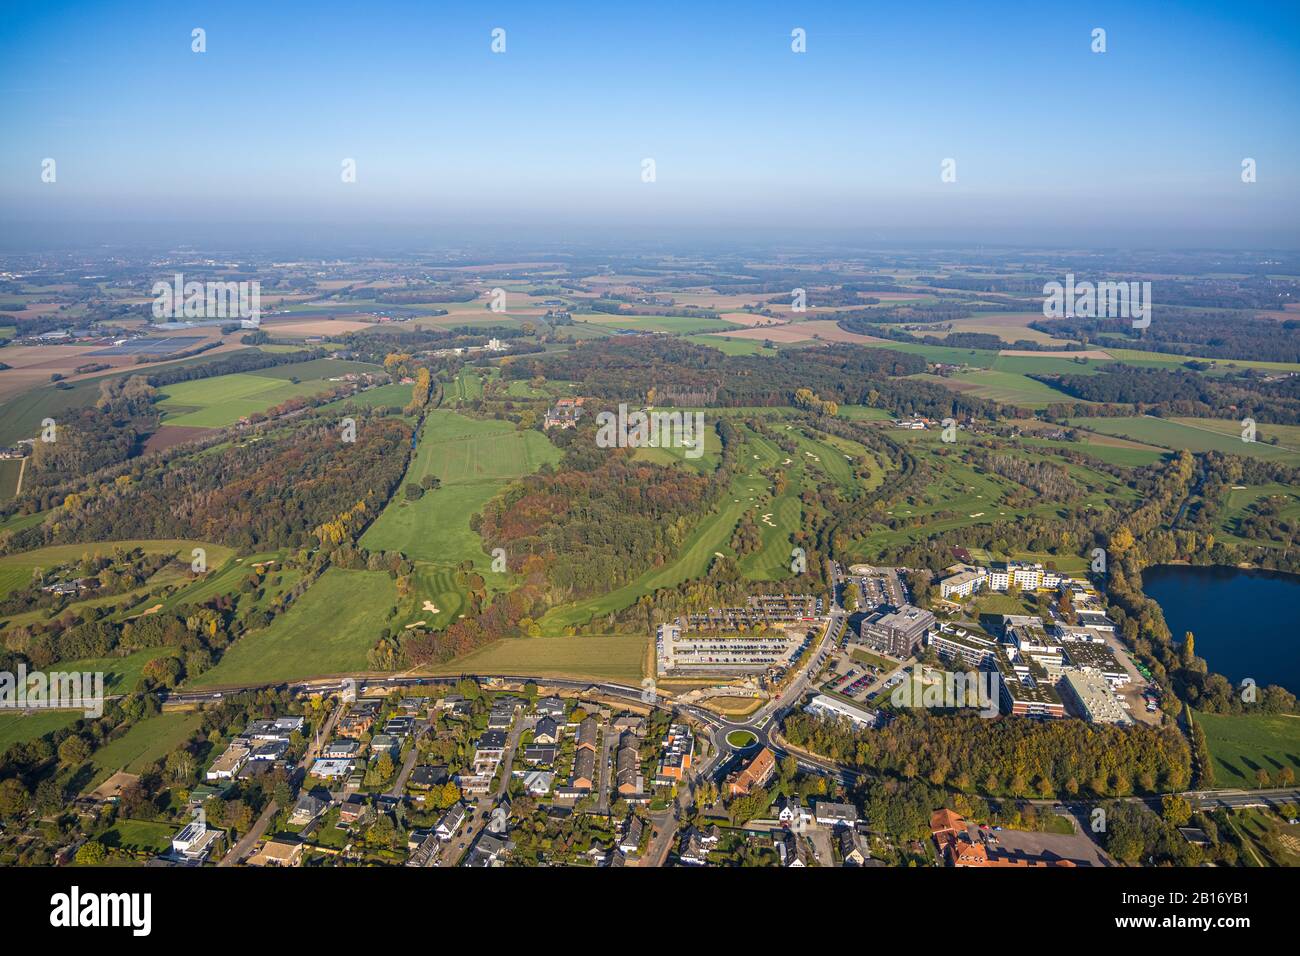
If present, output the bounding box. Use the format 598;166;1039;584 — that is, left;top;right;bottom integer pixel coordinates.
534;696;566;718
814;801;859;829
244;718;302;740
289;793;327;826
518;770;555;796
615;733;642;797
247;837;304;867
522;744;557;765
839;828;869;866
336;711;375;739
409;765;449;790
249;739;290;763
655;724;695;785
474;730;508;775
678;829;709;866
571;748;596;791
728;747;776;797
308;758;355;780
457;773;492;797
436;803;469;841
206;743;250;780
612;715;646;736
337;796;371;829
186;782;233;807
775;830;811;867
533;716;560;745
619;816;645;855
170;822;224;863
320;739;361;760
778;795;810;828
464;831;509;868
383;716;415;736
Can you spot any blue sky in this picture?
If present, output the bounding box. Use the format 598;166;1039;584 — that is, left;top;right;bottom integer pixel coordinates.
1;0;1297;246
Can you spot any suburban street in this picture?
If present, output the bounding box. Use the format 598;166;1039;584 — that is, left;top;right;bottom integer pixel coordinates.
218;697;343;866
438;714;528;866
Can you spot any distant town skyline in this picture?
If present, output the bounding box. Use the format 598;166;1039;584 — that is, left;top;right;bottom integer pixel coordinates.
2;0;1298;247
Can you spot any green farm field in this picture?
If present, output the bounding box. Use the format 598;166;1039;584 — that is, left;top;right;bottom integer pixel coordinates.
685;333;777;356
82;711;206;792
926;368;1082;408
155;358;381;427
0;457;23;501
572;313;742;335
0;350;250;446
1019;433;1167;468
1068;416;1300;465
1195;712;1300;789
0;710;83;752
836;404;893;421
422;633;650;684
191;567;397;686
338;382;412;407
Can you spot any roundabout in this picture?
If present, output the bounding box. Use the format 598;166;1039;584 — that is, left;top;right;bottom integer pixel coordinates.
725;729;759;750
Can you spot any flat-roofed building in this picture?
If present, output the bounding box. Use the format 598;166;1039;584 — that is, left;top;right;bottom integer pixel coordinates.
206;743;250;780
928;624;998;668
939;567;987;599
308;757;355;780
1058;636;1129;687
813;801;859;828
804;694;879;729
859;604;934;658
170;822;224;862
1061;670;1130;725
994;646;1065;719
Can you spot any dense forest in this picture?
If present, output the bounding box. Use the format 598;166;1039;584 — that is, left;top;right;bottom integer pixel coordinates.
1035;363;1300;425
477;424;730;602
4;411;413;552
501;338;1003;423
1033;308;1300;363
782;710;1192;798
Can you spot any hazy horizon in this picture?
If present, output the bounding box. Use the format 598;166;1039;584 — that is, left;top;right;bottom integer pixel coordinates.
3;0;1298;250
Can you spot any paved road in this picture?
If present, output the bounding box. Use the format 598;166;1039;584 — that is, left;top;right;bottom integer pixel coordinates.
439;716;528;867
700;561;847;775
152;606;1299;862
387;716;432;797
218;698;343;866
595;726;616;815
640;807;680;867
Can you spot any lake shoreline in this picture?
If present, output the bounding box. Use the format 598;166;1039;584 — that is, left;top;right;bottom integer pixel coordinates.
1143;564;1300;694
